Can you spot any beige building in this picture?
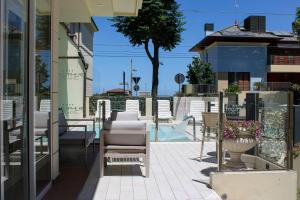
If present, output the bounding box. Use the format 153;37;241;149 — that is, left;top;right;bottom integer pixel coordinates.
0;0;143;199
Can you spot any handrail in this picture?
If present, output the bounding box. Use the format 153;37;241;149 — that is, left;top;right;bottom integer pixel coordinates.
183;115;196;141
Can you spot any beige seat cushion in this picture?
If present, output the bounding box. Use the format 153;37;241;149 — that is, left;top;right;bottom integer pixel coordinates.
35;128;48;136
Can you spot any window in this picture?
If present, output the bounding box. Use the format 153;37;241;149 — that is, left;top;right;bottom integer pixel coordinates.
228;72;250;91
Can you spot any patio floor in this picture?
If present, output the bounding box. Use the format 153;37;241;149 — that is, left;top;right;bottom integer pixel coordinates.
78;142;221;200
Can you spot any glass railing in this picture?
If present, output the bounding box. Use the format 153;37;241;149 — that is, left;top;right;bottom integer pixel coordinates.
218;91;293;171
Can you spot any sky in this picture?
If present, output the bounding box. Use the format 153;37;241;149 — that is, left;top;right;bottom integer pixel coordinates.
92;0;299;96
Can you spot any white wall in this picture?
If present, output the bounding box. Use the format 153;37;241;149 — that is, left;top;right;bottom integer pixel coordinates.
58;24;85;119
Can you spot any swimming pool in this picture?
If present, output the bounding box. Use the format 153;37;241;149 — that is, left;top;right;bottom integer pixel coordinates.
93;124;193;142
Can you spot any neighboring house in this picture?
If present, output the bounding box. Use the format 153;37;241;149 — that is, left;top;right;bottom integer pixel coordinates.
58;20;98;118
190;16;300;92
106;88;130;96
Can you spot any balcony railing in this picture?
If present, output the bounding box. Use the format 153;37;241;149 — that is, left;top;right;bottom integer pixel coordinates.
269;55;300;65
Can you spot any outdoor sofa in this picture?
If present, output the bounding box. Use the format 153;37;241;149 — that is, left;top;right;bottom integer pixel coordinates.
100;111;150;177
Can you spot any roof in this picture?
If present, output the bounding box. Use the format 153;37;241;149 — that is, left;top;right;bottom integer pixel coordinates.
190;25;299;51
107;88;128;93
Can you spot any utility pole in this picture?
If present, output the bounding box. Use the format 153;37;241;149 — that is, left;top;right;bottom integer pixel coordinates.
130;59;133;96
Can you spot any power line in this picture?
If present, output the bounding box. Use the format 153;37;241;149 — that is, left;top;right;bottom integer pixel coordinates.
183;9;295;16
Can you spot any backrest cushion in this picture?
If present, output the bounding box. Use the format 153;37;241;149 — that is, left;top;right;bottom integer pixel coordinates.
104;121;145;130
35;111;50;128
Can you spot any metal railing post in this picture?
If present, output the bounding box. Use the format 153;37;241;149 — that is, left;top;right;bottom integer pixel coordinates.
218;92;224;171
155;100;158;142
287;91;294;169
102;101;106;125
193;117;196;141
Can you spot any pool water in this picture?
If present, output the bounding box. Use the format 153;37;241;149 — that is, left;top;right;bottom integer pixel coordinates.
149;125;192;142
93;124;193;142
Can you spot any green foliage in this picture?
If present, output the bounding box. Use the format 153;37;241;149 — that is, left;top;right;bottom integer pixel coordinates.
111;0;185;97
224;82;241;94
186;57;214;85
253;82;265;91
293;7;300;37
36;54;50;99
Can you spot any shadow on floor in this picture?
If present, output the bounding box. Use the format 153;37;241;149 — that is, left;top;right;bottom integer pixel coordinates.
103;163;144;177
43;146;98;200
201;167;218;177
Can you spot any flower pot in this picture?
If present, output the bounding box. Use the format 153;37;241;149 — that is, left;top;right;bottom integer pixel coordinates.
223;138;257;168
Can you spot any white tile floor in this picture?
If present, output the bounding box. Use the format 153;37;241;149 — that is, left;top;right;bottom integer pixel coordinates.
78;142;221;200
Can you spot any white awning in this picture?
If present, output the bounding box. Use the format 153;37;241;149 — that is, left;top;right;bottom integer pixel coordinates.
59;0;143;22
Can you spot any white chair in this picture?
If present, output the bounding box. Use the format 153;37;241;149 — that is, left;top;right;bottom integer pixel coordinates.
126;100;141;117
95;99;111;119
157;100;172;121
188;100;205;122
2;100;13;121
40;99;51;112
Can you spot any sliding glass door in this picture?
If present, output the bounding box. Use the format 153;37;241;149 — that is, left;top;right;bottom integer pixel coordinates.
35;0;51;195
1;0;29;199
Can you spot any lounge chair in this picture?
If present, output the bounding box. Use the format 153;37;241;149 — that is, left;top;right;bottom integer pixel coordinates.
200;112;226;161
100;111;150;177
157;100;172;122
39;99;51;112
95;99;111;119
59;112;96;163
2;100;13;121
188;100;205;122
126;99;141;117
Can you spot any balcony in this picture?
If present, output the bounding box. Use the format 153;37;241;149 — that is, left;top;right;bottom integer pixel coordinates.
268;55;300;73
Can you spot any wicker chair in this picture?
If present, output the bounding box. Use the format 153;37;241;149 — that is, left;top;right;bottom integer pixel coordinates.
200;112;226;161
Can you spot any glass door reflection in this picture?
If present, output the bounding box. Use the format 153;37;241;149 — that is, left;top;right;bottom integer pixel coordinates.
2;0;29;199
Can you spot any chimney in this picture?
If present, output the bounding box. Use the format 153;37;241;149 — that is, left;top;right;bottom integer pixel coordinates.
204;23;214;37
244;16;266;32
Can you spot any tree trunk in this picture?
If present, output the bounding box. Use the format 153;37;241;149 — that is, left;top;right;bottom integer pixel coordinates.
151;61;159;97
151;44;160;98
144;40;160;98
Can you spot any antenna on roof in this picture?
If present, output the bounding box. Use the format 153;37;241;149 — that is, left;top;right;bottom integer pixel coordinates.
234;0;240;27
234;0;239;8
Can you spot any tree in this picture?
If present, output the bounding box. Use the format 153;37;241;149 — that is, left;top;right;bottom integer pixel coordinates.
111;0;184;97
36;54;50;100
186;57;214;85
293;7;300;37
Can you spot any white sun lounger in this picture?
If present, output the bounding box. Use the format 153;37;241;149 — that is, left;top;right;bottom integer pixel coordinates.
157;100;172;121
2;100;13;121
39;99;51;112
188;100;205;122
126;99;141;117
95;99;111;119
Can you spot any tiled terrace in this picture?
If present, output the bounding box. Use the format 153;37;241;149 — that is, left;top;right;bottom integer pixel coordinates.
78;142;221;200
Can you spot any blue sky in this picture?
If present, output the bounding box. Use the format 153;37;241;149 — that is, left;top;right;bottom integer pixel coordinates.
93;0;299;95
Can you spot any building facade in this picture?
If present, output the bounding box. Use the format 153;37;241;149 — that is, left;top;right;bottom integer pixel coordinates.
190;16;300;92
58;21;98;119
0;0;142;199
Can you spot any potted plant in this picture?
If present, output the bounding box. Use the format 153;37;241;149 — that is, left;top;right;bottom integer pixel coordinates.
223;120;262;168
